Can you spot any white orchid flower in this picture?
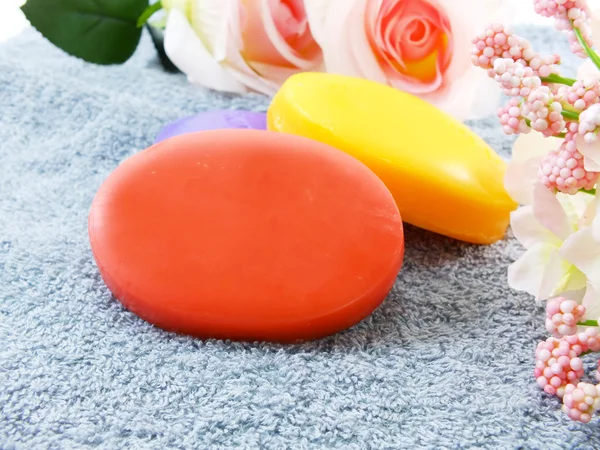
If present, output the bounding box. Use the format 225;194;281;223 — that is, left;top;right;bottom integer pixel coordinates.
561;189;600;296
504;133;561;206
508;183;592;300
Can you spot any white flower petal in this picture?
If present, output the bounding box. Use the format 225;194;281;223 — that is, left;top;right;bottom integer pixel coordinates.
558;191;595;228
590;8;600;50
541;250;582;299
557;266;588;296
592;206;600;242
577;59;600;80
561;226;600;292
559;287;587;303
511;205;559;249
481;0;521;24
189;0;231;56
532;182;574;241
576;132;600;172
504;133;556;205
508;242;559;299
582;284;600;321
577;192;598;228
164;9;246;93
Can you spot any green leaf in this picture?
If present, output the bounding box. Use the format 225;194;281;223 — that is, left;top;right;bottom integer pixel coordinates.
21;0;149;65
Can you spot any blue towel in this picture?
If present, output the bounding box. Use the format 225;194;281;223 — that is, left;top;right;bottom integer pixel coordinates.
1;25;598;449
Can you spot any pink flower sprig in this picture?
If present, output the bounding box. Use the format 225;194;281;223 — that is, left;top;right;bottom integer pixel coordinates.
578;103;600;143
538;127;599;193
535;328;600;398
563;382;600;423
497;98;530;135
471;24;562;80
534;0;594;58
546;297;587;337
473;2;600;425
473;24;583;140
522;86;567;136
557;79;600;112
493;85;582;138
535;335;586;397
492;59;541;97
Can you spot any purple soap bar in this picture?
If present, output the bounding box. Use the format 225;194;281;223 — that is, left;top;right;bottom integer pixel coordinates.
155;110;267;143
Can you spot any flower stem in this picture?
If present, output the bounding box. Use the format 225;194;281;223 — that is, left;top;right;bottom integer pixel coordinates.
573;23;600;71
138;1;163;28
562;110;580;121
577;320;599;326
580;188;597;195
541;74;576;86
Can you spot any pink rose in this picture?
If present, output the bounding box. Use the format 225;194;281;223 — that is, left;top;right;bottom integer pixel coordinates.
305;0;512;120
163;0;322;95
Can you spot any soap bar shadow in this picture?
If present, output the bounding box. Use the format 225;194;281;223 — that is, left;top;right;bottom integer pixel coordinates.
102;224;497;351
146;25;179;73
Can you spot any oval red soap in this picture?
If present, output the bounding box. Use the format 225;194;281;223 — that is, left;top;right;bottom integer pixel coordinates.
88;130;404;342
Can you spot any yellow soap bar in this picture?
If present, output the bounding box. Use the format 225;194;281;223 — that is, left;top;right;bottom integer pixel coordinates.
267;73;517;244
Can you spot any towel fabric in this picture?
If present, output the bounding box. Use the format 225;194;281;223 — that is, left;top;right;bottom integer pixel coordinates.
1;25;598;449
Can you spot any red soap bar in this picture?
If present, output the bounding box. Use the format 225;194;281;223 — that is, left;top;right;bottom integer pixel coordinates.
88;130;404;342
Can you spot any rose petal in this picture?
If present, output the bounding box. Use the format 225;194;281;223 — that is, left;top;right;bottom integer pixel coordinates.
320;0;388;84
419;67;497;121
258;0;322;69
247;60;311;86
223;54;281;95
435;0;487;87
511;205;560;250
426;0;498;119
164;9;246;93
395;1;444;62
303;0;333;47
459;71;500;120
532;182;574;241
373;0;446;94
216;2;283;96
238;0;289;66
504;133;556;205
507;242;560;299
561;227;600;294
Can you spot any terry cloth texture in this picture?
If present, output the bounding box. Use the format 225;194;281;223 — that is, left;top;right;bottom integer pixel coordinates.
1;25;599;450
